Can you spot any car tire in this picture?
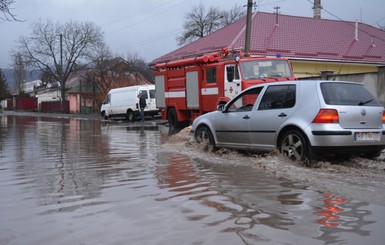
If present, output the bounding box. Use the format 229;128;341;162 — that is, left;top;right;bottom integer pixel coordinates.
195;126;216;151
279;130;314;162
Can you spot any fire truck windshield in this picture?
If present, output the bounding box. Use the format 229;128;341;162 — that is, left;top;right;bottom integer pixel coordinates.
240;60;293;80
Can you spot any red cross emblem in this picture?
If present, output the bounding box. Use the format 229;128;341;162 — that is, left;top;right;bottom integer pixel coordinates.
229;86;233;93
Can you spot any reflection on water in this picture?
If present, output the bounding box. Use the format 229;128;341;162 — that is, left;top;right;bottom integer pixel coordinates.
0;115;384;244
316;193;347;228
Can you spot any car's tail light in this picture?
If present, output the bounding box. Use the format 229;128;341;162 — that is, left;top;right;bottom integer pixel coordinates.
382;110;385;124
312;109;339;123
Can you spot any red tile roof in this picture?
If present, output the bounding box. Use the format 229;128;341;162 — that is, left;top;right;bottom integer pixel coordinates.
151;12;385;65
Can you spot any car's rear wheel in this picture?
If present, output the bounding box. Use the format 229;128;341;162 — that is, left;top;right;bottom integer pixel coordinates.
195;126;216;151
280;130;313;162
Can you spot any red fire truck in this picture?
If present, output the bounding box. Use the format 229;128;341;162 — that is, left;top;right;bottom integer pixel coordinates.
154;48;296;128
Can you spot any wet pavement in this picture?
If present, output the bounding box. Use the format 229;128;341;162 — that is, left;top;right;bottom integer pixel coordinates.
1;112;385;244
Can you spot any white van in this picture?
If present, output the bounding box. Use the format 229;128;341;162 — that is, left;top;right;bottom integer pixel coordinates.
100;85;159;121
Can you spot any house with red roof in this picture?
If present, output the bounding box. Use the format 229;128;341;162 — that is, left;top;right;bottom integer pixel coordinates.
151;11;385;79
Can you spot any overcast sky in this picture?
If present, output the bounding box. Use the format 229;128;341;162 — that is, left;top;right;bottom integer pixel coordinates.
1;0;384;68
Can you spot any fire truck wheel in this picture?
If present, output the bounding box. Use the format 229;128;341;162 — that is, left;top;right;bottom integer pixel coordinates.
195;126;216;151
167;108;183;128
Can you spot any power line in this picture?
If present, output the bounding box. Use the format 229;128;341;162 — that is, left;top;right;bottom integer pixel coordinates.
303;0;385;43
117;28;182;50
374;16;385;26
113;0;289;52
105;0;188;36
106;0;385;61
100;0;182;28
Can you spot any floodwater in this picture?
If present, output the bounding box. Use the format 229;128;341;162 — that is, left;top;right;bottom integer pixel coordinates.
1;115;385;245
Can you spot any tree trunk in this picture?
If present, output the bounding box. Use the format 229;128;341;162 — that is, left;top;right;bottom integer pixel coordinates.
60;83;66;113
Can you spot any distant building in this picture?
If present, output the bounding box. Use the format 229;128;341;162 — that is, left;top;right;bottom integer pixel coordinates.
66;77;102;114
151;11;385;78
21;80;42;94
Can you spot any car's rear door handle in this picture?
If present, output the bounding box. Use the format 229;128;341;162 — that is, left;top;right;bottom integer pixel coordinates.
278;113;287;117
243;115;250;120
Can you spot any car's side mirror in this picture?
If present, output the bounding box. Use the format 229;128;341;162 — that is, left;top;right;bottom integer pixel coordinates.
217;104;225;112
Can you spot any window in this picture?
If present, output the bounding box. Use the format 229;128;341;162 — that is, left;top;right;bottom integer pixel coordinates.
240;60;293;80
139;90;148;99
258;85;296;110
206;67;217;83
226;65;240;82
103;94;111;104
149;89;156;99
321;83;380;106
226;87;263;112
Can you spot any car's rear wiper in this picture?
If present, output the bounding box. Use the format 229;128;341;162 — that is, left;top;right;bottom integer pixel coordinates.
358;99;374;106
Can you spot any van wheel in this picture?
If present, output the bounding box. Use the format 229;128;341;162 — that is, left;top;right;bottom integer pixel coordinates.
102;111;108;120
167;108;183;128
127;111;135;122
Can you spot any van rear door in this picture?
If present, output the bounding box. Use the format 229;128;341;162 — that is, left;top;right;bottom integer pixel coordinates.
148;88;157;111
138;87;157;111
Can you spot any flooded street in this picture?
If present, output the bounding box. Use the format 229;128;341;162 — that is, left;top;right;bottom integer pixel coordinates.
1;114;385;244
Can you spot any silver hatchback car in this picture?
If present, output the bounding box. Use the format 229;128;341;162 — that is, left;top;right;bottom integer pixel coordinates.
191;80;385;161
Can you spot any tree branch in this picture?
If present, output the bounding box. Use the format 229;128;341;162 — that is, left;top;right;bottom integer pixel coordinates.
0;0;24;22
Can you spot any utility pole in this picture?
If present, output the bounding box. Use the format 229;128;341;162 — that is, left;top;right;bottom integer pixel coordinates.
59;34;63;77
244;0;254;57
313;0;322;19
59;33;64;111
274;6;280;25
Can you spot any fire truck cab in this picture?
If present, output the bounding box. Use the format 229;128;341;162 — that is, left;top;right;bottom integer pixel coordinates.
154;49;296;128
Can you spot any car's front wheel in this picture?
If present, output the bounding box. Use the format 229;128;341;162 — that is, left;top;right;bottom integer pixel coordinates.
279;130;313;162
195;126;216;151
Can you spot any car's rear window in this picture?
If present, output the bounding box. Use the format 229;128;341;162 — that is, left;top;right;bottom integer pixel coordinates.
321;82;381;106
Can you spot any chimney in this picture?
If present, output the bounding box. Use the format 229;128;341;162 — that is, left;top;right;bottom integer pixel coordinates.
313;0;322;19
355;20;359;41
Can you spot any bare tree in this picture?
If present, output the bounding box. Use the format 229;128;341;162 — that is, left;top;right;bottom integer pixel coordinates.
12;52;25;94
0;0;21;21
177;3;245;46
94;55;149;94
15;19;105;111
221;4;244;26
126;52;154;84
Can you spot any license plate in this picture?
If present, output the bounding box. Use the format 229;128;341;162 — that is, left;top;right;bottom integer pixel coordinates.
354;132;381;142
